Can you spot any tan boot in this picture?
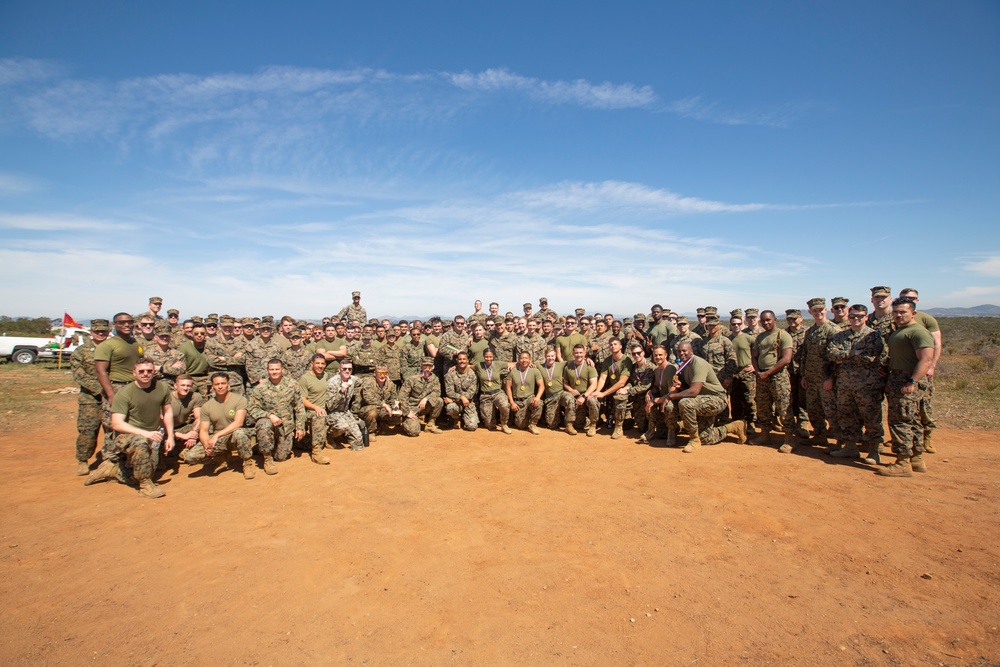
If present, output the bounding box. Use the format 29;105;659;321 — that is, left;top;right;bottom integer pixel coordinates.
877;457;913;477
724;420;747;444
425;423;443;434
586;422;597;437
923;433;936;454
76;460;90;476
243;457;257;479
830;443;861;459
682;432;702;453
610;423;623;440
778;435;795;454
665;429;677;447
528;424;540;435
310;445;330;465
637;426;655;444
137;479;165;499
83;460;119;486
565;423;578;436
263;455;278;475
501;424;512;434
910;454;928;473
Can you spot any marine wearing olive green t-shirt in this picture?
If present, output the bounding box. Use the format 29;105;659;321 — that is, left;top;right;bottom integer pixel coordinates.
110;380;171;431
201;393;248;434
753;329;793;371
508;365;543;400
888;324;935;372
298;372;328;408
676;356;727;398
94;337;143;383
539;361;566;399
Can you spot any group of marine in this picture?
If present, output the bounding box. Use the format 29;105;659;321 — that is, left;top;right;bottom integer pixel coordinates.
72;287;940;499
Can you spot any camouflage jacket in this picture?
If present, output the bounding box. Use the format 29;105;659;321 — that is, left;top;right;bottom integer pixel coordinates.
146;345;187;381
280;347;313;382
325;375;360;414
515;333;548;367
826;325;887;380
699;333;737;384
437;331;470;363
489;331;518;365
358;376;399;410
205;335;245;370
71;341;102;403
398;373;440;413
244;338;285;385
626;360;655;398
866;312;895;343
372;344;402;382
670;332;704;360
444;367;479;402
785;327;805;374
248;376;305;430
347;342;379;374
590;331;615;365
336;303;367;324
802;321;840;380
397;340;426;378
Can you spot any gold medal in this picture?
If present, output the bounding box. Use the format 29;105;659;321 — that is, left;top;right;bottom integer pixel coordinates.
547;381;553;387
610;373;616;380
519;384;526;391
575;380;581;386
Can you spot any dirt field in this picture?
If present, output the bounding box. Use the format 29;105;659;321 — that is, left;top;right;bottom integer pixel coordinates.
1;388;999;666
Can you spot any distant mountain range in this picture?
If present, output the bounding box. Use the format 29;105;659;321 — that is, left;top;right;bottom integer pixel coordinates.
924;304;1000;318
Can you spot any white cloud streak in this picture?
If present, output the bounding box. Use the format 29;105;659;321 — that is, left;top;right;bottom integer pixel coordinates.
962;254;1000;278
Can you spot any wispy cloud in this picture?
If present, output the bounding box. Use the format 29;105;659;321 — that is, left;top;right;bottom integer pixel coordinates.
0;171;42;196
0;213;138;232
445;68;656;109
663;95;803;128
961;254;1000;278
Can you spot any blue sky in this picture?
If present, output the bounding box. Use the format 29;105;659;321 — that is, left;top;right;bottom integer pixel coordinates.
1;1;998;320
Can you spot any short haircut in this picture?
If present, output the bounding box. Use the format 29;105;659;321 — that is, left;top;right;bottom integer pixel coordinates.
176;373;194;382
133;357;155;368
849;304;869;314
210;371;229;382
572;343;586;352
311;353;326;363
266;358;284;367
892;297;917;311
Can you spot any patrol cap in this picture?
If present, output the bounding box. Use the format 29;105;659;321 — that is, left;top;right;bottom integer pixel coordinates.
167;309;179;317
352;291;361;298
696;308;706;316
785;309;802;318
730;308;743;318
421;356;434;366
704;306;718;315
296;319;308;328
523;303;532;309
361;330;373;339
290;331;302;339
622;317;633;325
676;316;689;325
633;312;646;321
704;314;721;325
368;318;379;325
539;297;548;305
745;308;759;317
219;316;235;326
259;316;275;328
191;315;204;323
149;296;163;304
207;313;218;320
90;318;110;332
241;317;255;326
443;319;453;327
831;297;849;307
807;298;826;310
574;308;585;317
154;322;172;335
205;317;219;325
871;285;892;297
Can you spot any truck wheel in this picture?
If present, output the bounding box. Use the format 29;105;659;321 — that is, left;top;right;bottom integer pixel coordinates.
12;348;37;364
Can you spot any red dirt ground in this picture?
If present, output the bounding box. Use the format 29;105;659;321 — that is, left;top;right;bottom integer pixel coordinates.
1;392;998;666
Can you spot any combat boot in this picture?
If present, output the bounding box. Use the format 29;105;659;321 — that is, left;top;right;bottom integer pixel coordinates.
83;460;119;486
923;433;936;454
778;435;795;454
910;454;928;473
565;423;578;436
263;455;278;475
877;457;913;477
830;443;861;459
501;424;512;435
863;446;881;465
137;479;165;499
242;457;257;479
610;423;624;440
76;460;90;476
585;420;596;437
681;432;702;453
637;425;655;444
665;429;677;446
310;445;330;465
724;420;747;444
425;423;443;434
528;424;541;435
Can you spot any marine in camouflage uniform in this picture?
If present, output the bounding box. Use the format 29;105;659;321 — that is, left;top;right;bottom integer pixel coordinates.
751;314;795;452
437;318;471;375
347;335;380;379
783;309;809;437
698;315;737;423
398;329;427;379
336;291;368;324
474;351;510;432
248;362;305;463
398;358;444;436
325;363;365;450
489;325;519;368
444;352;480;431
516;326;548;368
826;313;887;460
372;338;402;384
357;365;403;438
589;322;615;365
205;317;246;395
800;298;841;444
279;334;313;382
537;351;566;429
183;374;256;476
594;339;633;438
243;318;284;387
624;345;654;435
669;317;703;359
662;350;742;451
71;321;109;474
147;322;187;386
505;352;545;433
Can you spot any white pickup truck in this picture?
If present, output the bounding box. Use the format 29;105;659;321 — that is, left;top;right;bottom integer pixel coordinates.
0;327;91;364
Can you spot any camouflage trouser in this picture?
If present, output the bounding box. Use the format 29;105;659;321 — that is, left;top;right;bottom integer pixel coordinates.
190;375;211;397
646;399;669;433
510;396;542;429
789;371;809;426
327;411;364;449
113;433;157;483
755;369;792;432
836;375;884;446
76;399;102;462
887;371;927;458
358;405;403;436
478;392;510;430
304;411;328;449
628;393;647;432
559;393;599;427
541;394;564;429
803;371;838;438
731;369;757;426
444;400;479;431
602;393;629;426
256;419;294;460
402;396;444;436
921;376;936;437
100;382;130;456
183;428;255;462
226;368;245;396
664;395;729;444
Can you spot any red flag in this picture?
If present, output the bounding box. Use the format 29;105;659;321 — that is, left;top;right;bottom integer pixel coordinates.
63;312;82;328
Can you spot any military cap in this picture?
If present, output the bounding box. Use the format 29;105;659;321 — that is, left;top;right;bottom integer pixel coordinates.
133;312;146;322
730;308;743;318
207;313;218;320
90;318;110;332
149;296;163;304
745;308;759;317
871;285;892;297
167;309;179;317
633;312;646;321
290;331;302;339
785;309;802;319
704;306;718;315
259;316;275;328
574;308;585;317
191;315;204;323
241;317;255;326
539;297;549;305
443;319;453;327
831;297;849;307
361;330;373;339
807;298;826;310
352;291;361;298
623;317;633;325
676;316;689;324
696;308;706;316
704;314;721;325
523;303;532;309
421;356;434;366
205;316;219;325
219;316;235;326
153;322;172;335
297;319;308;327
368;318;378;325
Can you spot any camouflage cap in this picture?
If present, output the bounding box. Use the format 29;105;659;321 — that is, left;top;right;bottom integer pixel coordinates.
241;317;256;326
167;309;179;316
807;298;826;310
831;297;849;307
290;330;302;339
730;308;743;318
90;318;110;332
149;296;163;304
191;315;204;323
219;316;235;326
704;306;718;315
154;322;172;335
523;303;532;309
633;312;646;321
785;309;802;318
296;319;308;327
259;316;275;328
421;356;434;366
676;316;689;324
696;308;706;316
539;297;548;305
871;285;892;297
205;317;219;325
574;308;585;317
704;314;721;325
443;319;453;327
352;291;361;298
622;317;633;325
207;313;218;320
745;308;759;317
